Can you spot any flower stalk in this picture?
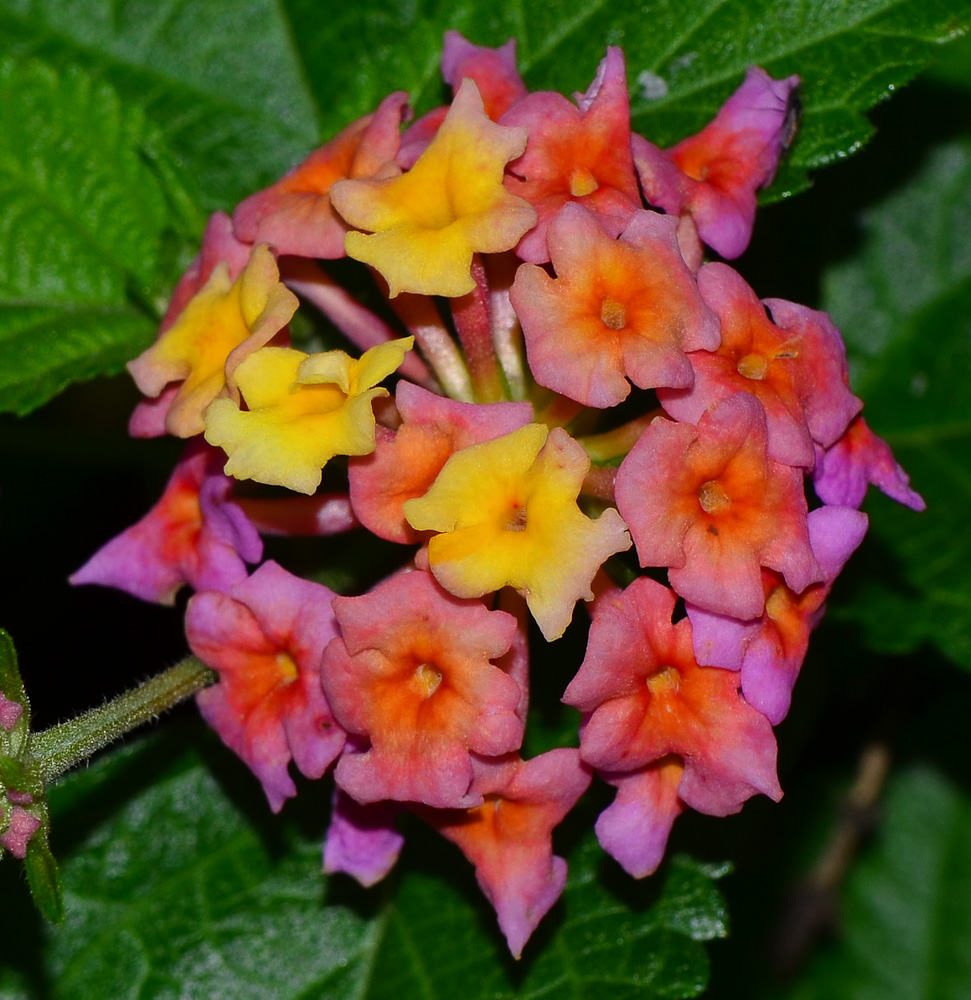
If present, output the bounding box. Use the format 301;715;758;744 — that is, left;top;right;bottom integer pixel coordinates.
29;657;215;784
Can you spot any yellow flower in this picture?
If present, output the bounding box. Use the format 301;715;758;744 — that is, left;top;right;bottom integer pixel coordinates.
204;337;414;494
403;423;631;640
330;79;537;298
127;245;298;437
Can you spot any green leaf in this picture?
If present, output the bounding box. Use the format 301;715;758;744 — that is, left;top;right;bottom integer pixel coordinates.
23;812;63;925
782;766;971;1000
0;59;179;414
823;132;971;667
0;724;727;999
281;0;971;198
0;0;320;211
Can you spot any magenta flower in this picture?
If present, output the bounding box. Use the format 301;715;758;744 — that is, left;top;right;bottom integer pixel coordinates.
633;67;800;259
687;505;869;724
814;415;925;511
323;788;404;888
70;441;262;605
594;759;686;878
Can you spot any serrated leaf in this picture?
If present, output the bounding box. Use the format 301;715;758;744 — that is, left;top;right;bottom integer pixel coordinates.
0;59;177;414
2;724;726;1000
782;766;971;1000
281;0;971;199
823;135;971;667
0;0;320;211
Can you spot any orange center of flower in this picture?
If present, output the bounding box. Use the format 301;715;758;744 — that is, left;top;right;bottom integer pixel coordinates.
646;665;680;696
569;167;600;198
737;352;768;380
275;652;299;682
600;297;628;330
409;663;443;699
698;479;731;515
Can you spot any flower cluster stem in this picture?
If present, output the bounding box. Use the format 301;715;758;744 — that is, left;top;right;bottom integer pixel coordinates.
29;657;215;784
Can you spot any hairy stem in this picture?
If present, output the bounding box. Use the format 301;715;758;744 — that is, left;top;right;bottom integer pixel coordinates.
29;657;216;783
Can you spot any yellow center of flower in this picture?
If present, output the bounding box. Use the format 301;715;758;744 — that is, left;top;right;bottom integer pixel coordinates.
647;665;680;697
737;352;768;380
600;297;628;330
275;652;299;682
698;479;731;514
765;584;791;621
409;663;443;699
569;167;600;198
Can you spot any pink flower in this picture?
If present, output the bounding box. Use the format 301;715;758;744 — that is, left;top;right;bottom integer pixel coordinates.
187;561;346;812
564;576;782;816
0;805;41;859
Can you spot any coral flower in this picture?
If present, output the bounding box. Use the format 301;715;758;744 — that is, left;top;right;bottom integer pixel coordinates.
659;263;861;468
204;337;413;494
233;91;409;259
501;47;642;263
419;749;592;958
564;576;782;816
187;561;346;812
127;244;298;438
331;79;536;298
322;570;524;809
403;423;631;640
511;203;719;407
615;393;820;620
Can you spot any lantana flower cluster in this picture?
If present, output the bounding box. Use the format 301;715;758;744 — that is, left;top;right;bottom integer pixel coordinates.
72;33;924;958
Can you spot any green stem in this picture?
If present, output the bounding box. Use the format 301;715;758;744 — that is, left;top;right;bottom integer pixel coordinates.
29;657;216;783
